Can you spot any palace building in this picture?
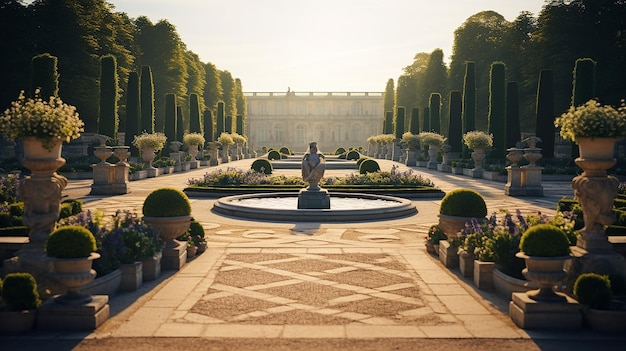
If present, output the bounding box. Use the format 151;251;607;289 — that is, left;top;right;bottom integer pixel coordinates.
244;90;383;153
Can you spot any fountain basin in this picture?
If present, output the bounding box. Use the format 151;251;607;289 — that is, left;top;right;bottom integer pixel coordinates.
212;192;416;222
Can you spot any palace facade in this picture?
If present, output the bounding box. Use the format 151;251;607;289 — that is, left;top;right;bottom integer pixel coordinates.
244;91;383;153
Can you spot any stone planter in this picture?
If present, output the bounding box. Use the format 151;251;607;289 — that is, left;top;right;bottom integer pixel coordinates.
517;252;571;302
48;252;100;305
493;267;540;300
439;240;459;268
141;251;162;281
459;250;474;278
186;245;198;258
583;303;626;333
425;242;437;255
0;310;37;334
473;260;495;290
129;170;147;181
438;214;475;239
79;269;121;296
120;261;143;292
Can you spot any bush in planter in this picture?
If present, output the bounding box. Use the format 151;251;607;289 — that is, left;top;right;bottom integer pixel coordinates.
439;188;487;218
142;188;191;217
574;273;613;310
1;272;41;311
251;158;273;174
519;224;570;257
346;150;360;160
46;225;97;258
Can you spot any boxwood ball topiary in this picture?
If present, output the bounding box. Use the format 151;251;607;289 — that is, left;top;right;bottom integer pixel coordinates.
46;225;97;258
251;158;273;174
519;224;571;257
574;273;613;310
267;150;281;160
143;188;192;217
279;146;292;155
346;150;360;160
356;157;369;166
439;188;487;218
359;159;380;174
1;272;41;311
334;147;346;155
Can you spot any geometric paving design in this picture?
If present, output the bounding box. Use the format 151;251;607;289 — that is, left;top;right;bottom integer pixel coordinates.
189;253;455;326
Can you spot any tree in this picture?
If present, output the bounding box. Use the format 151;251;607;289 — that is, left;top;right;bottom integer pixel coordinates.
423;107;430;132
216;101;225;137
394;107;405;140
535;69;555;158
488;62;506;159
396;75;416;128
189;93;201;134
428;93;441;134
462;62;476;157
571;57;596;107
140;65;154;133
383;111;393;135
448;91;463;153
184;50;206;112
220;70;236;122
235;78;246;134
176;105;184;141
506;81;521;148
30;53;59;99
164;93;177;142
383;79;395;119
203;62;222;113
125;71;140;149
409;108;420;134
203;109;214;143
421;49;448;124
97;55;119;140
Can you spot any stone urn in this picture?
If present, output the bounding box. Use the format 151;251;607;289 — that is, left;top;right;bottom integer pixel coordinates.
187;144;199;161
471;148;486;170
516;252;571;302
93;145;113;165
143;216;192;249
48;252;101;305
141;147;156;169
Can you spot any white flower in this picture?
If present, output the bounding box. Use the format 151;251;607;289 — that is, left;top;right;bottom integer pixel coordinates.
554;99;626;142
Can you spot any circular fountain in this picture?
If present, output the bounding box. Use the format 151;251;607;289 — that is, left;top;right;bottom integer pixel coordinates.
212;142;417;222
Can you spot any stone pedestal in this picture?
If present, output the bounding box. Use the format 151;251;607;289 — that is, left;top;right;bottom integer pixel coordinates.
161;240;187;271
90;164;114;194
37;295;110;331
521;166;544;196
298;188;330;209
509;292;581;330
459;251;474;278
437;163;452;173
505;166;524;196
141;252;162;281
120;261;143;292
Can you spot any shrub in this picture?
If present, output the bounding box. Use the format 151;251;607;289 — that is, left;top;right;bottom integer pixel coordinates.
143;188;191;217
356;157;369;166
183;132;205;146
574;273;612;310
334;147;346;155
59;199;82;219
8;202;24;217
427;224;447;245
519;224;570;257
346;150;360;160
1;272;41;311
188;220;206;247
251;158;272;174
279;146;292;155
359;159;380;174
46;225;97;258
267;150;281;160
439;188;487;218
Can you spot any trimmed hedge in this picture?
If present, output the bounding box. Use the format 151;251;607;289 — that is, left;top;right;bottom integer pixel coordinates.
359;159;380;174
251;158;273;174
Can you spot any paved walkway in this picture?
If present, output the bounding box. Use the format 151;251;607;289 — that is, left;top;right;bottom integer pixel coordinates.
3;159;626;350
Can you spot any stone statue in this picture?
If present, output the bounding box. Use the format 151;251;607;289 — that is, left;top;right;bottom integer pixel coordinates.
301;142;325;190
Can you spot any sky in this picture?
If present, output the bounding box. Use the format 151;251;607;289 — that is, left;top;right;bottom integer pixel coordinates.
109;0;547;93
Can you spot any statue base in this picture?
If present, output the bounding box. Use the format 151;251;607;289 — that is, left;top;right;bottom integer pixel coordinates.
298;187;330;209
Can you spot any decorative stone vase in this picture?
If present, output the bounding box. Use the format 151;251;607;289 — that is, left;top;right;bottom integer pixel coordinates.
0;310;37;334
141;147;156;169
93;146;113;165
516;252;571;302
405;149;417;166
427;144;438;163
574;137;621;177
113;146;130;165
143;216;192;248
471;148;486;170
506;148;524;167
187;144;199;161
48;252;100;305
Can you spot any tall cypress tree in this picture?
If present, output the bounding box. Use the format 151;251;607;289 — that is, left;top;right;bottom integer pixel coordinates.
384;111;393;135
125;72;140;149
216;101;225;136
176;106;184;141
30;53;58;99
462;62;476;158
536;69;555;158
189;93;201;134
236;114;244;135
409;107;420;134
203;109;214;142
140;65;155;133
395;107;405;139
225;115;233;133
97;55;118;141
164;93;177;142
506;81;521;148
572;58;596;107
448;91;463;153
488;62;506;159
428;93;441;134
423;107;430;132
